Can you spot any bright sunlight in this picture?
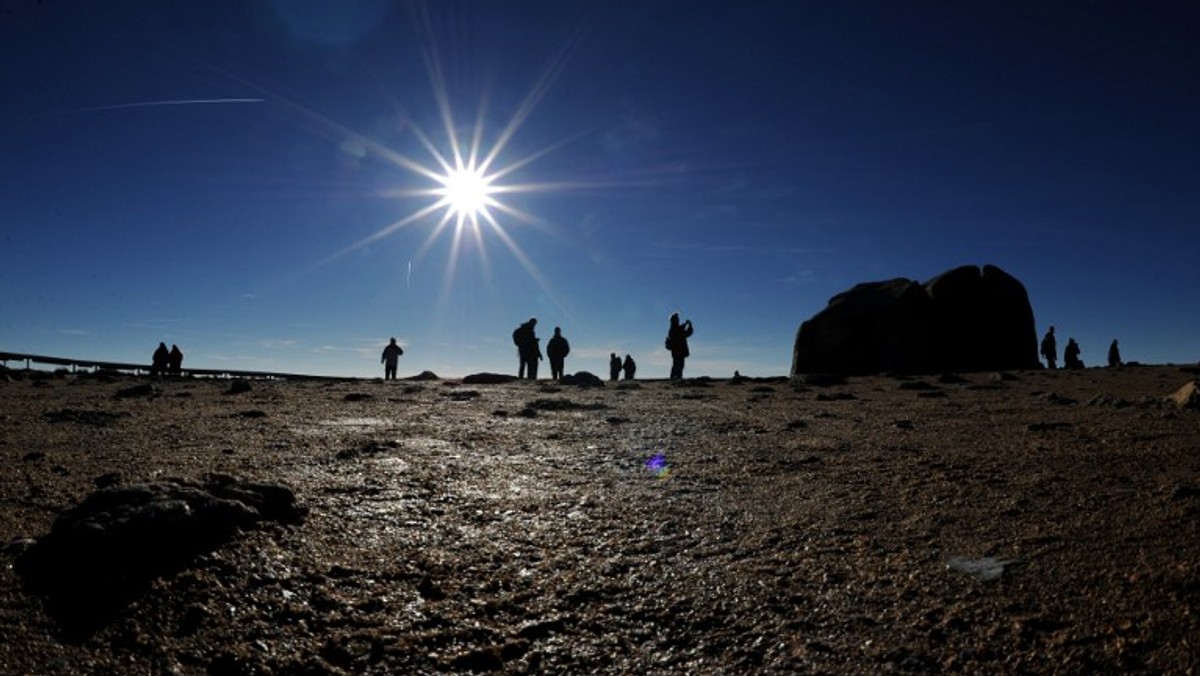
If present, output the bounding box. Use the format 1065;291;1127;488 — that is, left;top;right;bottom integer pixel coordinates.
435;163;496;225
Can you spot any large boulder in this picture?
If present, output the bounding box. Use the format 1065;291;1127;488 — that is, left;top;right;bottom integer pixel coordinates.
15;474;305;638
792;264;1041;376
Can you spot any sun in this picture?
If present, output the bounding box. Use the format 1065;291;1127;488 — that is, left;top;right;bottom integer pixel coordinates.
435;162;496;224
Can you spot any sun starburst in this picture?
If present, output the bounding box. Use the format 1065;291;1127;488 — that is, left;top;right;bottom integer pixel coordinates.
434;162;497;225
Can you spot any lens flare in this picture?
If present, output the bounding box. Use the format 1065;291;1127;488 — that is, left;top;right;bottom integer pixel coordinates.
645;453;671;480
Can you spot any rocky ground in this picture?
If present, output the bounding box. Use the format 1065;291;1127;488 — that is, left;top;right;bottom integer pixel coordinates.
1;365;1199;674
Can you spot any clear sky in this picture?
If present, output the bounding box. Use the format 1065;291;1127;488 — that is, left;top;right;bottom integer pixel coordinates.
3;1;1198;378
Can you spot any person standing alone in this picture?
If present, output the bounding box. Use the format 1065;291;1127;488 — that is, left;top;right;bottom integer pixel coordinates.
665;312;694;380
381;337;404;380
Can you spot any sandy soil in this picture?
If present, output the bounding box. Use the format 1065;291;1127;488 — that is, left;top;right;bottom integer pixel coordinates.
2;366;1199;674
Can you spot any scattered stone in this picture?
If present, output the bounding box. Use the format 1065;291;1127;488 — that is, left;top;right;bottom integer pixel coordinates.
816;392;857;402
22;451;45;463
408;370;440;381
1027;422;1074;432
1038;392;1077;406
343;393;372;402
1168;381;1200;410
462;373;519;385
92;472;122;489
560;372;604;387
115;383;158;399
526;398;608;412
226;380;252;395
42;409;129;426
1086;395;1132;408
947;556;1021;581
446;390;481;401
231;409;268;418
786;419;808;430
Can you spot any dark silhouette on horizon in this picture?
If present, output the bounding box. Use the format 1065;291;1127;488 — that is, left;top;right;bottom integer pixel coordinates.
791;265;1041;375
1064;338;1083;369
666;313;693;380
622;354;636;381
609;353;621;381
1041;326;1057;370
546;327;570;381
168;344;183;375
150;342;169;376
381;338;404;380
1108;339;1122;368
513;318;542;380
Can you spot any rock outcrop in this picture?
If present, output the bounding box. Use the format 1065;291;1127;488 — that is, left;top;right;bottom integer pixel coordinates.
15;474;305;638
792;264;1041;376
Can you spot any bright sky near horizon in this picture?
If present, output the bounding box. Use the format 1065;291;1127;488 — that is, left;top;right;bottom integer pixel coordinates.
2;1;1198;378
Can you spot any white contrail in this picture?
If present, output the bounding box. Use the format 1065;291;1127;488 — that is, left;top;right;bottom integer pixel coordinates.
6;98;266;122
67;98;264;113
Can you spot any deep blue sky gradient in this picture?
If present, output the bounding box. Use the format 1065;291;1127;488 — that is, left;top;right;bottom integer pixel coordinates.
3;1;1198;376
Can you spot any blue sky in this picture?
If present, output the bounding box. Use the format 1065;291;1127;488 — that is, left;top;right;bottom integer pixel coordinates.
2;1;1198;377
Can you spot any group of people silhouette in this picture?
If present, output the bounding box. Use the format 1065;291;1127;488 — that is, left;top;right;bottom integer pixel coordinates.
1040;326;1123;370
609;353;636;381
149;342;184;376
368;312;695;381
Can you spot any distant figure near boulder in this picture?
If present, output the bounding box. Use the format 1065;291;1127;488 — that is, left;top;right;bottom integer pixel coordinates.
381;338;404;380
609;353;622;381
1064;338;1084;369
791;264;1041;376
1108;340;1122;368
1041;326;1057;370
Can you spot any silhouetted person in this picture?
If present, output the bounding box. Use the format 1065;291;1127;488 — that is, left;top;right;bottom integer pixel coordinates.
622;354;636;381
665;312;693;379
1040;326;1057;370
1107;339;1122;368
1064;338;1083;369
513;318;541;379
168;344;184;375
150;342;169;376
381;337;404;380
609;353;621;381
546;327;570;381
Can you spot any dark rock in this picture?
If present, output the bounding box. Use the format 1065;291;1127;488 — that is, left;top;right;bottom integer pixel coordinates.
462;372;520;385
14;475;305;638
560;371;605;387
798;373;847;387
115;383;158;399
92;472;122;489
42;409;129;426
343;393;372;402
408;370;440;381
445;390;481;401
792;264;1041;375
226;380;252;395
